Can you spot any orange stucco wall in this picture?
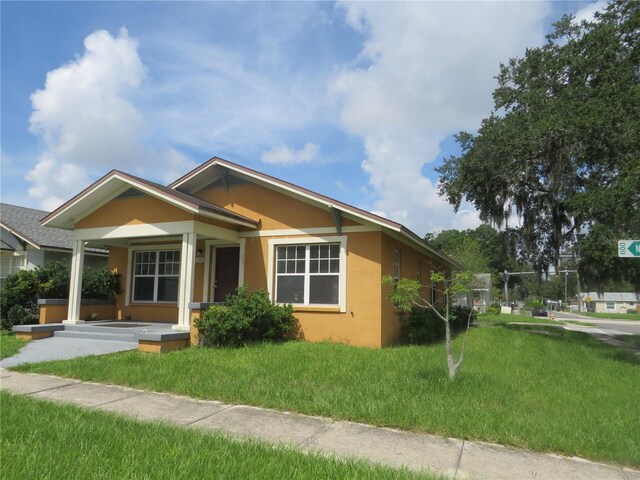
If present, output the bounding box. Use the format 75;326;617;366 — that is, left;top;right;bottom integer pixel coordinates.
379;233;450;346
195;183;359;231
39;302;117;324
78;179;450;347
76;196;192;228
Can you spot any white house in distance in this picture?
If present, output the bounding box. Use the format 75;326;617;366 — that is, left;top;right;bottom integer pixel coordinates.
0;203;108;286
581;291;639;314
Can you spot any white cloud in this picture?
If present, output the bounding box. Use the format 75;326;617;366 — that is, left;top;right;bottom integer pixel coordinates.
261;142;319;166
574;1;607;24
26;28;194;209
331;2;550;235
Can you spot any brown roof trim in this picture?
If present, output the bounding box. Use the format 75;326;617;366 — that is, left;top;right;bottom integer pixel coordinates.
118;171;258;226
172;156;403;230
41;169;118;226
170;156;460;269
43;169;258;229
0;221;40;249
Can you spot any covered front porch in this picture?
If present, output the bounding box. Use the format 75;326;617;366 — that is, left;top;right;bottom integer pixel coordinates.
35;170;259;340
65;221;250;335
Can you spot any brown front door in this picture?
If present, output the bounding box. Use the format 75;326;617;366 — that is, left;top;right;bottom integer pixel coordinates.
213;247;240;302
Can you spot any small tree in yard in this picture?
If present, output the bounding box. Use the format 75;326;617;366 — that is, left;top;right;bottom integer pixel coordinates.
383;272;474;380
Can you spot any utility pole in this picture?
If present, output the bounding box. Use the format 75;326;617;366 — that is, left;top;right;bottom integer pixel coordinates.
557;269;578;312
502;270;537;307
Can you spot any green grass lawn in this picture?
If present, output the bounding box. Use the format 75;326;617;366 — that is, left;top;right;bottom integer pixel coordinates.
0;391;436;480
615;335;640;348
582;312;640;321
14;323;640;467
0;331;28;359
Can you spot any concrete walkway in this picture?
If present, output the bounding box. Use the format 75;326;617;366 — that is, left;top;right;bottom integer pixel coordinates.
0;336;137;368
1;369;638;480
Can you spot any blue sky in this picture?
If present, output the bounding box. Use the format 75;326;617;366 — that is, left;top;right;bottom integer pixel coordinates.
1;1;602;236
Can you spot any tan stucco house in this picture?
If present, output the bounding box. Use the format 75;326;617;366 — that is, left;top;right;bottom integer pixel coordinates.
41;157;458;347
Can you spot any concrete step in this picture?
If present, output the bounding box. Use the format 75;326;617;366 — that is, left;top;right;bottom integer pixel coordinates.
62;323;150;334
54;330;137;343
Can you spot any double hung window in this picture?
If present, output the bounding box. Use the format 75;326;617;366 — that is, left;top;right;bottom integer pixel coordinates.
275;244;340;306
393;250;401;280
133;250;180;302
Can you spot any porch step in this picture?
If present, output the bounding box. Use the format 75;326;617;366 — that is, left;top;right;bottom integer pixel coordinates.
62;323;152;335
54;330;137;343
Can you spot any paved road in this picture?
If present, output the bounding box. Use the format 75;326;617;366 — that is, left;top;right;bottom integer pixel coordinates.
552;312;640;336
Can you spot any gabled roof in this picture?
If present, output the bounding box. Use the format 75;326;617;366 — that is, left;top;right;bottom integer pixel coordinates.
581;292;639;302
170;157;461;269
42;170;259;230
1;203;75;250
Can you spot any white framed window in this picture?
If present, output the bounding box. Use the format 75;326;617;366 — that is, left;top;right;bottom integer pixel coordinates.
605;301;615;310
393;250;401;280
430;266;437;305
132;249;180;302
268;236;347;312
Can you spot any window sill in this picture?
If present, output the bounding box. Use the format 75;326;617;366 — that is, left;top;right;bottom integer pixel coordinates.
292;306;343;313
130;302;177;307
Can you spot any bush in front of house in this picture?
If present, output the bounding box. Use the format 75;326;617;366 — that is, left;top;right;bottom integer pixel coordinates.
82;267;122;299
399;305;475;345
0;270;40;330
196;285;297;347
0;261;121;330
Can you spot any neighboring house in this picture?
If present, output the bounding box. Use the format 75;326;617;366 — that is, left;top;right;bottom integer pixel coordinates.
41;157;459;347
0;203;108;286
581;292;639;314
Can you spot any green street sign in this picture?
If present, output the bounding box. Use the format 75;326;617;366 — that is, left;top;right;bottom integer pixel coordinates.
618;240;640;257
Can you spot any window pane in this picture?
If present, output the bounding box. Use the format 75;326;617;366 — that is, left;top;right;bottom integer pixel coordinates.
320;244;329;258
158;264;165;275
296;260;305;272
287;260;296;273
310;259;319;273
276;276;305;303
296;246;305;258
133;277;155;301
310;245;319;258
287;246;297;258
310;275;339;304
330;244;339;258
320;259;329;273
158;277;179;302
159;251;166;263
277;247;286;259
277;260;286;274
330;259;339;273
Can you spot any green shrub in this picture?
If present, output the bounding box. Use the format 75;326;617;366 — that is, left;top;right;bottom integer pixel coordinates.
36;261;70;298
0;262;121;330
0;270;40;329
399;306;475;345
484;306;501;316
627;309;637;314
196;285;297;347
82;267;122;299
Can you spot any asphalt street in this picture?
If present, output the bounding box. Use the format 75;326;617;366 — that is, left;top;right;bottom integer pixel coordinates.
551;311;639;336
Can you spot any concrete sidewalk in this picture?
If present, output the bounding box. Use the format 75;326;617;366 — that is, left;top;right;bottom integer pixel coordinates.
1;369;637;480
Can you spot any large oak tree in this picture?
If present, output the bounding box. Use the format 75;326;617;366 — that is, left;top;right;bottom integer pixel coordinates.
437;0;639;287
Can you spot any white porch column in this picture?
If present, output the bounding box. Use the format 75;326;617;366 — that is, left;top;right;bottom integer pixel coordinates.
174;232;196;332
64;240;85;324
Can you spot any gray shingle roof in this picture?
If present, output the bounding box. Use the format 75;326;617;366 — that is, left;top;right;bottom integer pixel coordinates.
1;203;74;250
